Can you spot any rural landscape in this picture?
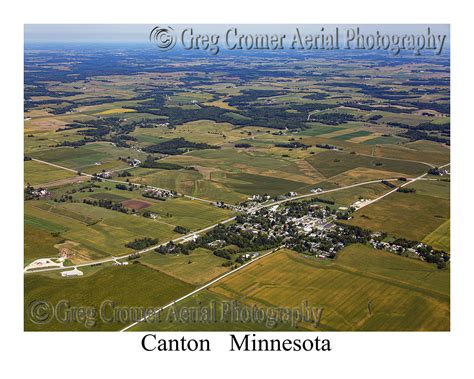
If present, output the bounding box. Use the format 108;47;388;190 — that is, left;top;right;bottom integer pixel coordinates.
24;28;450;331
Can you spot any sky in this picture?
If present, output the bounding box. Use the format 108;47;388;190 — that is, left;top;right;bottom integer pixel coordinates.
25;24;450;44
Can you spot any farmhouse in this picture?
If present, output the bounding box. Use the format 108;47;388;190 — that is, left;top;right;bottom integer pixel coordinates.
96;171;112;179
129;158;141;167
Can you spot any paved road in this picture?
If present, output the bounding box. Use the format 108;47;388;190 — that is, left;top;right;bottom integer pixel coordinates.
24;172;426;274
120;245;285;332
356;162;450;210
26;159;450;275
119;163;451;331
31;158;233;208
24;215;237;274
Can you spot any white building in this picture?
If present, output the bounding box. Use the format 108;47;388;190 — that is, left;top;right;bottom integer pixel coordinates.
60;268;83;277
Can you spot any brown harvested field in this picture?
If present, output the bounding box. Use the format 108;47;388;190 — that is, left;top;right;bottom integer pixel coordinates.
121;199;152;210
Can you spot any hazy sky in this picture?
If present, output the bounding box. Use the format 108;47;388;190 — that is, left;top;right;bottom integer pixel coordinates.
25;24;450;44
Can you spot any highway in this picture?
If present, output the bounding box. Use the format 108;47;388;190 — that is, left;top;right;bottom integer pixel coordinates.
119;245;285;332
26;158;450;331
356;162;450;210
24;164;443;274
31;158;233;208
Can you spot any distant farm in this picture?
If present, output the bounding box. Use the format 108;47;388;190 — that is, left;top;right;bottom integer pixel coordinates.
24;45;450;331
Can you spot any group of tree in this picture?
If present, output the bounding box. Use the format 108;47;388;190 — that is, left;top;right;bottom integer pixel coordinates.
125;237;159;250
82;198;128;213
143;137;218;155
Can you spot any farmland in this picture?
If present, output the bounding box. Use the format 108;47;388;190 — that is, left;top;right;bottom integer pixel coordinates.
132;246;449;331
344;180;450;243
24;42;450;332
24;263;195;331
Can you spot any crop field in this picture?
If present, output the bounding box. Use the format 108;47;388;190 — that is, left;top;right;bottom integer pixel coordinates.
131;148;322;203
24;42;450;332
331;130;373;141
374;141;450;165
140;248;231;286
131;168;246;203
121;199;151;210
203;247;449;331
131;120;251;146
29;142;144;171
362;135;408;145
132;246;449;331
423;220;450;252
305;150;429;178
24;223;65;264
24;160;76;185
344;181;450;243
410;179;450;199
130;290;301;332
24;179;235;264
315;182;392;207
24;263;195;331
25;200;178;261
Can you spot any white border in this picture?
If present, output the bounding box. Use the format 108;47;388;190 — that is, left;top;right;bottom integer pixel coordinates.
2;1;473;377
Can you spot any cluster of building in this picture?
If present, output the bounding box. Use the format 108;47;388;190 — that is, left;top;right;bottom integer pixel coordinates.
142;188;176;200
351;198;372;210
24;185;50;200
95;171;112;179
212;201;234;209
128;158;141;167
248;194;271;202
234;202;348;258
368;236;443;260
428;167;450;176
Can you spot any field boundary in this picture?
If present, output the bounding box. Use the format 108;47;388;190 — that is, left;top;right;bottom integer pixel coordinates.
120;245;285;331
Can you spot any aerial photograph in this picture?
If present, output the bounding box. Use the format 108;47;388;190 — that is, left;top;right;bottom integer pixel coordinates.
24;24;450;332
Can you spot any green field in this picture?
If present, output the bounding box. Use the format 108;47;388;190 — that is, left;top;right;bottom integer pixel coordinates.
24;182;235;263
332;130;373;140
363;135;408;145
315;182;390;207
24;263;195;331
305;150;429;178
24;50;451;333
140;247;230;286
131;246;449;331
24;160;76;185
221;172;312;196
344;182;450;242
25;200;177;261
423;220;450;252
24;223;65;264
30;142;144;171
